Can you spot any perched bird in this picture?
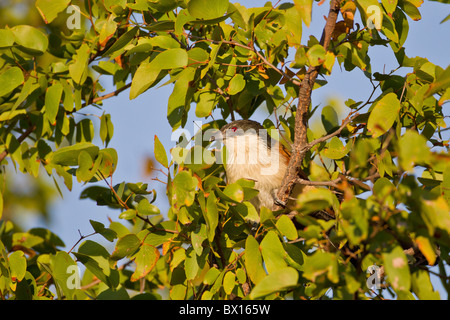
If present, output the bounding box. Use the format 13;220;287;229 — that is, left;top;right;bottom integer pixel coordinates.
212;121;439;268
211;119;310;212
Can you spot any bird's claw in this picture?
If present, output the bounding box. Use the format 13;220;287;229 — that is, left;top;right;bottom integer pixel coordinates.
274;197;287;208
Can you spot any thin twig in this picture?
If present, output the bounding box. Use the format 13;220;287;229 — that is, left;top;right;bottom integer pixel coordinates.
75;82;132;112
67;230;97;254
0;124;36;163
303;112;359;152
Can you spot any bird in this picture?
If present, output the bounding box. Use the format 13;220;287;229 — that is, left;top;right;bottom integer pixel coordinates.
212;121;439;268
210;119;312;212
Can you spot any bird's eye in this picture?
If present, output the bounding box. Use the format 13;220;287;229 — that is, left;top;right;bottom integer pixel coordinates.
231;126;237;132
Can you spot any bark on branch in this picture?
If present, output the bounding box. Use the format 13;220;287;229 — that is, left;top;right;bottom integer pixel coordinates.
275;0;343;209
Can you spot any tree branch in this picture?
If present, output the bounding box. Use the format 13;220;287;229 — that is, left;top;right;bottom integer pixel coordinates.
0;124;36;163
275;0;343;209
77;82;132;111
304;112;358;152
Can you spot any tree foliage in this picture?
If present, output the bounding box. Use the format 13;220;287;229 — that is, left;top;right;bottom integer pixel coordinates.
0;0;449;300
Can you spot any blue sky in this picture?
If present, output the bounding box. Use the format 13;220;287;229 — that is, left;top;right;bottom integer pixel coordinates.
15;0;450;298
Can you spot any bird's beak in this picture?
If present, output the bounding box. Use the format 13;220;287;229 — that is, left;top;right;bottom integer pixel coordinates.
209;129;223;143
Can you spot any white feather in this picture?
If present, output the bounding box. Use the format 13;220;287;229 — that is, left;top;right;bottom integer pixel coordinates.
223;132;288;210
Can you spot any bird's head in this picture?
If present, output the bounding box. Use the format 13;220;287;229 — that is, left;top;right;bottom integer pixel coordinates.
210;119;271;148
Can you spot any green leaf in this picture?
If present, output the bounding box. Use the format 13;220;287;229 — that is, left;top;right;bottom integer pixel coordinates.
187;47;209;66
100;113;114;147
244;235;267;285
398;130;430;172
97;148;118;178
51;142;99;166
222;183;244;203
131;244;159;282
443;164;450;205
373;177;396;207
303;251;339;283
103;26;139;56
236;202;260;224
12;232;44;248
99;15;118;45
11;25;48;55
382;245;411;292
142;221;178;247
130;48;188;99
36;0;70;24
321;106;339;133
0;67;24;98
183;146;215;172
119;208;137;220
69;43;90;84
381;13;399;43
296;188;337;215
382;0;398;14
89;220;117;242
171;170;197;211
45;82;63;124
0;29;15;48
390;7;409;52
204;267;220;285
322;137;351;160
52;251;78;300
0;193;3;220
170;248;186;271
111;234;141;260
223;271;236;295
294;0;313;27
191;223;207;256
9;251;27;282
76;150;94;182
185;247;199;280
367;93;401;138
104;0;127;12
340;198;369;245
411;269;440;300
148;0;179;12
260;231;287;274
228;74;245;95
250;267;298;299
137;197;160;216
188;0;229;20
154;135;168;168
73;240;119;288
276;215;298;241
284;243;306;271
195;91;218;118
425;65;450;98
399;0;422;21
205;191;218;242
167;67;196;129
306;44;326;67
416;191;450;243
415;236;437;266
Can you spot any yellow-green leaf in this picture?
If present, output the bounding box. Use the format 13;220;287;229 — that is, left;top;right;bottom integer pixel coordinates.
367;93;401;138
154;135;168;168
250;267;298;299
45;82;63;124
0;67;24;97
36;0;70;24
245;235;267;285
294;0;313;27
